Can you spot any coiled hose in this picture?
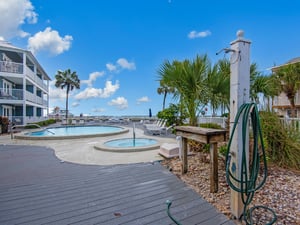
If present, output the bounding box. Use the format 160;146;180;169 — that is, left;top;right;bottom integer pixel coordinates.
225;103;277;225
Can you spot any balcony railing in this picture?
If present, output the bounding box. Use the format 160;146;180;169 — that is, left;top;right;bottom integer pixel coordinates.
25;91;48;106
26;66;48;91
0;61;23;74
0;88;23;100
0;88;48;106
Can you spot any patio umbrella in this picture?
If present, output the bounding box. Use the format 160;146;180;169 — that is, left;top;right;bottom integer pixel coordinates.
149;108;152;118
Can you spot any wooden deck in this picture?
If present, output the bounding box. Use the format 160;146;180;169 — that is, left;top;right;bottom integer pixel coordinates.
0;145;235;225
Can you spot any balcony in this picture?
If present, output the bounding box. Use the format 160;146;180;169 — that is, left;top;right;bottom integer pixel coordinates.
0;88;23;100
25;91;48;106
26;66;48;91
0;61;23;74
0;88;48;107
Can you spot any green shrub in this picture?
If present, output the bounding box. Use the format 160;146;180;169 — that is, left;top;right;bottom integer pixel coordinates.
0;116;9;133
260;111;300;170
199;123;222;129
25;119;57;129
157;103;187;126
218;144;228;157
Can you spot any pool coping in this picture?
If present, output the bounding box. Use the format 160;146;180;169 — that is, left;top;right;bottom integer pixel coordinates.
94;137;161;153
13;125;130;140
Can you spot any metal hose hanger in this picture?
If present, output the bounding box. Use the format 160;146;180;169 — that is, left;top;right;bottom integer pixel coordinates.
225;103;277;225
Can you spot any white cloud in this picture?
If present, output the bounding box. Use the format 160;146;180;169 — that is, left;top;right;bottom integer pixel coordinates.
106;63;117;72
108;97;128;110
117;58;136;70
81;71;105;87
137;96;150;104
92;108;106;113
75;80;119;100
0;0;38;40
188;30;211;39
27;27;73;55
49;86;65;99
106;58;136;73
72;102;80;107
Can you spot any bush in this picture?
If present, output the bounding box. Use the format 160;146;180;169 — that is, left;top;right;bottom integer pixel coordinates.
260;111;300;170
157;103;187;126
218;144;228;157
199;123;222;129
0;116;9;133
25;119;57;129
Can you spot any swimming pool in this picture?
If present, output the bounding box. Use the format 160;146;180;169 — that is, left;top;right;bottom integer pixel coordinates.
15;125;129;140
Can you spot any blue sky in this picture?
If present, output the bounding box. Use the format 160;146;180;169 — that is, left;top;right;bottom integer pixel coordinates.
1;0;300;116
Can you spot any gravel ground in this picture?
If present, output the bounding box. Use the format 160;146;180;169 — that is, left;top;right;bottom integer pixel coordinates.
161;151;300;225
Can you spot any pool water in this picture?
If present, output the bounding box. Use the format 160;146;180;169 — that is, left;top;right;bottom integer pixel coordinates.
27;126;124;137
104;138;158;148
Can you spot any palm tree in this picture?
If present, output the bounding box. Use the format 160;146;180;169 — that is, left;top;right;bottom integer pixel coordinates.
207;59;230;115
158;55;209;126
273;62;300;117
157;80;175;110
55;69;80;122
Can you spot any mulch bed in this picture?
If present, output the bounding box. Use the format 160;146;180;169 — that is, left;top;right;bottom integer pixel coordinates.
160;151;300;225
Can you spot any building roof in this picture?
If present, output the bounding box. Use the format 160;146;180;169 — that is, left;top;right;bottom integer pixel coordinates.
270;56;300;72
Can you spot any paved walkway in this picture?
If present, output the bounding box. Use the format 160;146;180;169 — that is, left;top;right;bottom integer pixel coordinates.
0;126;176;165
0;145;235;225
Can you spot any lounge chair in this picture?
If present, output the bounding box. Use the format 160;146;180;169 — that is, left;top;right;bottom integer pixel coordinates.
71;119;77;125
144;119;165;130
146;120;174;135
160;124;175;135
79;119;85;125
61;119;67;125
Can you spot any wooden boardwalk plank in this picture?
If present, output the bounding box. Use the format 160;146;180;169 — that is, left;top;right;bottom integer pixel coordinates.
0;145;235;225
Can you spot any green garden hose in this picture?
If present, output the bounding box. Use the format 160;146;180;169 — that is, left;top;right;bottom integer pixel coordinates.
166;200;182;225
225;103;277;225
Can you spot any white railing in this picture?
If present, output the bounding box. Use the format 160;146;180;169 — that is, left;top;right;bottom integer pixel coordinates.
198;116;227;128
25;90;35;102
25;66;35;80
36;96;43;105
0;61;23;74
25;91;48;106
25;66;48;91
280;118;300;131
35;76;48;91
0;88;23;100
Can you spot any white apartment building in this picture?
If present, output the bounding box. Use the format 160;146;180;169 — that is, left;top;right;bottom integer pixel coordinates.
0;41;50;125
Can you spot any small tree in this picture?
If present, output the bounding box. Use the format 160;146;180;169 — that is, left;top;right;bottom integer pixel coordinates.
157;80;175;110
273;62;300;117
55;69;80;122
0;116;9;133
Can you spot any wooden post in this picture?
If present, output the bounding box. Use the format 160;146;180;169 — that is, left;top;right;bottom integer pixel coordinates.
181;137;188;174
210;143;218;193
229;30;251;218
